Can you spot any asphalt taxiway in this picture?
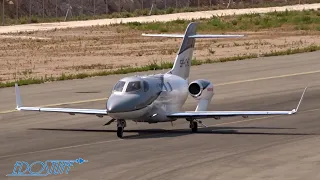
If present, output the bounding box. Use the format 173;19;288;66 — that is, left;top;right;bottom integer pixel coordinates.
1;51;320;179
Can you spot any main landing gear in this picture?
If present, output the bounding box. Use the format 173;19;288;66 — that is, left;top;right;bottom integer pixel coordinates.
117;119;126;138
189;120;198;133
188;118;208;133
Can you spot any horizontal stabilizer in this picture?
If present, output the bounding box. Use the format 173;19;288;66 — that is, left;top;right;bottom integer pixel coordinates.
189;34;245;38
142;34;185;38
142;33;245;38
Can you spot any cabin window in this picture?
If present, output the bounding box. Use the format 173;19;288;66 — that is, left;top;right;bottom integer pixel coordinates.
167;82;173;91
162;83;168;91
126;81;141;92
143;81;149;92
113;81;126;92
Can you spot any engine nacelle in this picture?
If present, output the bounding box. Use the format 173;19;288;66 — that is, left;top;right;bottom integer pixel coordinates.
188;79;214;100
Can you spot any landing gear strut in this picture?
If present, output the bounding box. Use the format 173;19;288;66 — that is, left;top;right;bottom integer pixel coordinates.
189;120;198;133
117;119;126;138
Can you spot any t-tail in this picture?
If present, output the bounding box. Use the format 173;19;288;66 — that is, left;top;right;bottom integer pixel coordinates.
142;22;245;80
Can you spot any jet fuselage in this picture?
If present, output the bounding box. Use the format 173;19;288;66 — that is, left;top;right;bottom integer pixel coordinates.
106;73;189;122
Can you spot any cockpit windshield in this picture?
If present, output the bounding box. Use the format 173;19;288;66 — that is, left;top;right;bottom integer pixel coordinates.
126;81;141;92
113;81;126;92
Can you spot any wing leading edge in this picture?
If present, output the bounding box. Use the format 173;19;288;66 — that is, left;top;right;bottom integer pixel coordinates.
15;83;108;116
167;87;308;119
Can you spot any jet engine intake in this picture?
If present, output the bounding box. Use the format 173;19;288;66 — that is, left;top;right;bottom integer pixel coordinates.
188;79;214;100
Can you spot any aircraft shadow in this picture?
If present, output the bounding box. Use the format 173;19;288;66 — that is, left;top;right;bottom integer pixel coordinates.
28;126;317;139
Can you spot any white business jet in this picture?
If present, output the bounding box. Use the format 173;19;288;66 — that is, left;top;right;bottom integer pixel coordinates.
14;22;307;138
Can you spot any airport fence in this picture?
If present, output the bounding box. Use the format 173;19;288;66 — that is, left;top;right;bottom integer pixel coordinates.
0;0;315;26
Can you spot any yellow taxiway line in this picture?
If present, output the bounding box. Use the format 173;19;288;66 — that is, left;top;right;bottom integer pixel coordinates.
1;69;319;115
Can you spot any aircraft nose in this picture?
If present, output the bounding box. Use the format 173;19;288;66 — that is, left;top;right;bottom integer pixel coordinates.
106;94;142;113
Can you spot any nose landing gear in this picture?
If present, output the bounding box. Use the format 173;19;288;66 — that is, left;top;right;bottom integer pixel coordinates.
117;119;126;138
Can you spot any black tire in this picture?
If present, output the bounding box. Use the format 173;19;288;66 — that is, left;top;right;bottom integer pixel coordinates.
191;121;198;133
117;127;124;138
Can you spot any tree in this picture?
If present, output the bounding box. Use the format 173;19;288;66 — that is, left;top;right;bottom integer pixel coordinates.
227;0;232;8
1;0;4;25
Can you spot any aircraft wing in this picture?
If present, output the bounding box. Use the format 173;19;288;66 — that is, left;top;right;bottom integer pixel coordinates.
14;84;108;116
167;87;307;119
167;110;295;119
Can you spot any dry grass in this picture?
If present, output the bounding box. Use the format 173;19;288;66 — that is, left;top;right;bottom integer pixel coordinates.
0;21;320;83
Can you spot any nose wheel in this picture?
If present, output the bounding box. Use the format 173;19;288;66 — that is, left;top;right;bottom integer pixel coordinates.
189;121;198;133
117;119;126;138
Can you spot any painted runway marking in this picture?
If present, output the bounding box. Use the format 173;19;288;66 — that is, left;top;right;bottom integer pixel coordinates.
0;108;319;159
215;70;320;86
0;69;319;114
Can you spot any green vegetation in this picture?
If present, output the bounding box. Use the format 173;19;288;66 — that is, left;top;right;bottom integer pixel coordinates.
124;9;320;32
1;44;319;88
2;0;320;26
1;7;320;88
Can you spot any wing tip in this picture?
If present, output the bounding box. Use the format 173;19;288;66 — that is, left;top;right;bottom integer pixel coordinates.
15;83;23;110
294;86;308;113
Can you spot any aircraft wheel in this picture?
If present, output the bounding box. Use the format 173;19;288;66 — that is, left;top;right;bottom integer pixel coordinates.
117;119;126;138
117;127;124;138
190;121;198;133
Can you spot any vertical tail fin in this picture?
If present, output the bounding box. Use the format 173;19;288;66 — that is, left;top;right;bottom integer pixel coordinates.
169;22;198;80
142;22;245;80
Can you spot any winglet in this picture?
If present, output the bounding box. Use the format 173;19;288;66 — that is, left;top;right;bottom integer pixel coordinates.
15;83;22;110
292;86;308;114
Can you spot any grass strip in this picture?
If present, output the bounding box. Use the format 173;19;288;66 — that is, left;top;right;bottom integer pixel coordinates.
121;9;320;32
1;45;319;88
3;0;320;26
